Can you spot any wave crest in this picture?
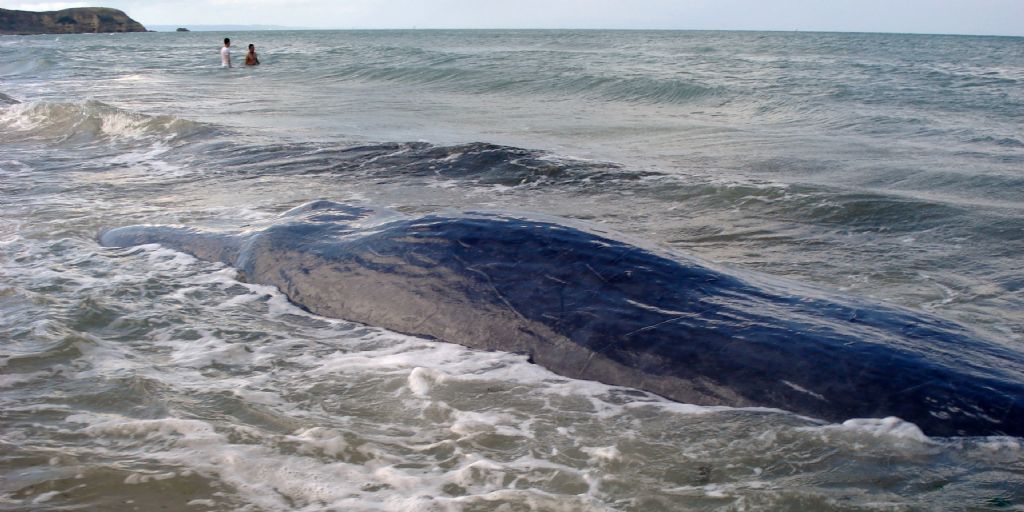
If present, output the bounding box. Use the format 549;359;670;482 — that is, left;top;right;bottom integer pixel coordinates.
0;100;214;146
319;62;720;105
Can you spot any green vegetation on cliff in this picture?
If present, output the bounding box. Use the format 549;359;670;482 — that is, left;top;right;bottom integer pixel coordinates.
0;7;147;35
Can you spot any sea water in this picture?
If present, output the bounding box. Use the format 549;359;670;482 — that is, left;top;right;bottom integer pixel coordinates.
1;30;1022;511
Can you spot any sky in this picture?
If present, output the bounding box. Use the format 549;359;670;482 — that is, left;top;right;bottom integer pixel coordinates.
3;0;1023;36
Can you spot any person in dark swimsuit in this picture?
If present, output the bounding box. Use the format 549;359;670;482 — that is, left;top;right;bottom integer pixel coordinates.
245;44;260;66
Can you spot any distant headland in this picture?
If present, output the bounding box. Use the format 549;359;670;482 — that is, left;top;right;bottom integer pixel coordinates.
0;7;147;35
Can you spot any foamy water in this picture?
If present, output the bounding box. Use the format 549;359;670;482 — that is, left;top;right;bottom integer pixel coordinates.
1;29;1023;510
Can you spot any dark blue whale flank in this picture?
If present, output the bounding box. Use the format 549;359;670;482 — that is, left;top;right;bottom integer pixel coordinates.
100;201;1024;437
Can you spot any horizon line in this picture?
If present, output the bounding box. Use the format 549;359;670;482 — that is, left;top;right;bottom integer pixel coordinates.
144;25;1024;38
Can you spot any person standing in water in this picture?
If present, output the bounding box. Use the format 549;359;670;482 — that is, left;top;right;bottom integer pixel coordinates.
220;38;232;68
245;44;260;66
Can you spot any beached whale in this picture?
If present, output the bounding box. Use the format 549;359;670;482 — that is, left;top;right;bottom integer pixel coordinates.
99;200;1024;437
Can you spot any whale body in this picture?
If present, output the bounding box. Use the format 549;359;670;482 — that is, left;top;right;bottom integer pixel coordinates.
100;201;1024;437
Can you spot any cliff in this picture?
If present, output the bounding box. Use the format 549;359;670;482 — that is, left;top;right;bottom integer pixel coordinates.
0;7;147;35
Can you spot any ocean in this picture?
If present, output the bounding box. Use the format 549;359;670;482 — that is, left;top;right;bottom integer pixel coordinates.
1;29;1022;511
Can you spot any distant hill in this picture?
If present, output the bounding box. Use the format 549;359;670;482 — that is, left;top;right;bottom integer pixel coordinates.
0;7;147;35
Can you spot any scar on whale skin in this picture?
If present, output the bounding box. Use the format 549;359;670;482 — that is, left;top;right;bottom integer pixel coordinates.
99;200;1024;437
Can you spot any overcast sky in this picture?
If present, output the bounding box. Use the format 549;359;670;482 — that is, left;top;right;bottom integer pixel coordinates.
4;0;1023;36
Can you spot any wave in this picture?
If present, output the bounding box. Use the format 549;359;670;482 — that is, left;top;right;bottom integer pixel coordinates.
311;42;726;104
197;140;656;188
178;136;1024;250
0;48;60;78
627;176;1024;246
966;135;1024;148
162;130;1022;240
317;61;720;105
317;142;656;186
0;100;215;146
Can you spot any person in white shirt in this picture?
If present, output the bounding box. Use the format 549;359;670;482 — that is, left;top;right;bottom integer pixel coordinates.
221;38;232;68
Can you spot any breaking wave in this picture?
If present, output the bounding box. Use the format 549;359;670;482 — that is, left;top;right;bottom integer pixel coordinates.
0;99;215;146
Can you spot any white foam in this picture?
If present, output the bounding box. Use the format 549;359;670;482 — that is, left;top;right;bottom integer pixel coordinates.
289;427;352;458
799;416;933;447
838;417;931;442
1;404;72;413
425;179;462;189
0;100;209;147
974;437;1023;454
0;102;42;132
31;491;60;504
70;336;148;379
167;332;254;368
45;300;724;510
124;472;179;484
70;414;220;439
66;412;438;510
449;409;523;437
408;366;446;397
581;445;621;463
147;245;200;270
0;370;50;388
